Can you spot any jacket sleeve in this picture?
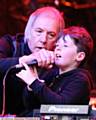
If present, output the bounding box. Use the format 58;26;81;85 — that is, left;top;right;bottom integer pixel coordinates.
23;72;90;106
0;35;19;73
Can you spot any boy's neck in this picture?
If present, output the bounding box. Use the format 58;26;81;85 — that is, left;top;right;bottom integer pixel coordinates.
59;66;77;75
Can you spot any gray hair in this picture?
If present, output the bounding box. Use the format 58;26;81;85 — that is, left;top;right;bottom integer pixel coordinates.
24;6;65;43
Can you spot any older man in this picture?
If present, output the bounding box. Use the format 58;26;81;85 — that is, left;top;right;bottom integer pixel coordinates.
0;6;65;115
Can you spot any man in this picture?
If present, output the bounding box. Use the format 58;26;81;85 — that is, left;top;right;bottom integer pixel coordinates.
0;6;65;115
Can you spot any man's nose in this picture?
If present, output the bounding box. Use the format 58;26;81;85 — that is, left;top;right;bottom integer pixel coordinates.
40;32;47;43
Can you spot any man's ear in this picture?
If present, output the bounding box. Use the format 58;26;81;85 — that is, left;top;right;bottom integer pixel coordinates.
76;52;85;62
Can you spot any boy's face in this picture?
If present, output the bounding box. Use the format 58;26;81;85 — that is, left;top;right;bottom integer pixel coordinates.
28;14;59;53
54;34;81;73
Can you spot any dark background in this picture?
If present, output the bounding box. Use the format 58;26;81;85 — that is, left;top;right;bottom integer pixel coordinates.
0;0;96;87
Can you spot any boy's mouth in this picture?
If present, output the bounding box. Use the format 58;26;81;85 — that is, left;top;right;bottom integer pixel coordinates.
56;54;61;58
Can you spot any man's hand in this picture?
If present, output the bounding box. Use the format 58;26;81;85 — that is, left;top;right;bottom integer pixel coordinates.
19;49;55;69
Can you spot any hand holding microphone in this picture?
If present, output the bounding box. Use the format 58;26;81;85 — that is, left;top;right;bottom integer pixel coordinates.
15;59;38;69
18;49;55;69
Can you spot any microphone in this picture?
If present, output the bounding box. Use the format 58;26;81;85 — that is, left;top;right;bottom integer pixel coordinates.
14;59;38;69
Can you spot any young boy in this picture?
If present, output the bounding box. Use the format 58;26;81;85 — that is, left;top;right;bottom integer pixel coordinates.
16;26;94;115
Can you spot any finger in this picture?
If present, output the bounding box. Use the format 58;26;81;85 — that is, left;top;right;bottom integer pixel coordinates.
16;70;25;79
39;50;48;66
39;49;51;66
15;64;23;68
41;50;55;67
35;49;47;67
16;72;27;84
32;66;38;79
21;62;30;71
16;73;21;79
49;51;55;64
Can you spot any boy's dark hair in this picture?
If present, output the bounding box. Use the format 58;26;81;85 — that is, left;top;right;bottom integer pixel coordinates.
58;26;93;66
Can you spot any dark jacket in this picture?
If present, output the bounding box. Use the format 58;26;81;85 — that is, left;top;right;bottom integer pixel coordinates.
0;34;31;114
0;34;30;74
23;68;93;111
0;34;58;115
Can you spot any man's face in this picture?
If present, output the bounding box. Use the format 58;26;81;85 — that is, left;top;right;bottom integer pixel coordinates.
54;35;78;73
28;14;60;53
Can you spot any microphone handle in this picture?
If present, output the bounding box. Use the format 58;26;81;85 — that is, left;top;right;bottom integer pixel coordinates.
15;59;38;69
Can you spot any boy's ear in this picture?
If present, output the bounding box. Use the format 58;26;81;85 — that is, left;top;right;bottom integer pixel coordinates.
76;52;85;62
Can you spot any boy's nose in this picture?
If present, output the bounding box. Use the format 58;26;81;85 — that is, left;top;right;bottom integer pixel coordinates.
55;46;60;51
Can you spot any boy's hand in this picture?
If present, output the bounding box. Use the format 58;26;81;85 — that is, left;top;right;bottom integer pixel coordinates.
16;62;38;85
